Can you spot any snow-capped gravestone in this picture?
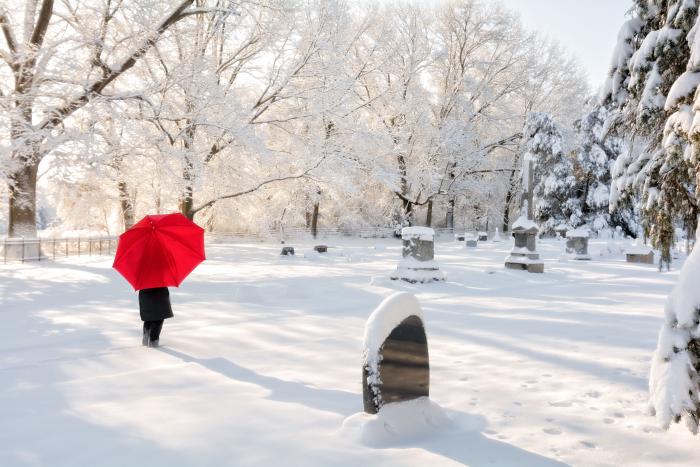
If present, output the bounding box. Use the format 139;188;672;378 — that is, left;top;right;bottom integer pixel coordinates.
625;245;654;264
505;216;544;273
362;293;429;414
464;232;478;248
478;232;488;241
390;227;444;283
565;227;591;260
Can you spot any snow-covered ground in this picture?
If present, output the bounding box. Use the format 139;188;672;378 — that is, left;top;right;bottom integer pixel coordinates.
0;237;696;466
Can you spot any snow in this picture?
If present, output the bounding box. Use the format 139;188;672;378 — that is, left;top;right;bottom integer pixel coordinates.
341;397;451;447
401;227;435;241
566;228;590;239
649;228;700;431
363;292;424;374
512;215;538;231
390;257;446;283
665;71;700;110
626;244;655;255
1;238;699;466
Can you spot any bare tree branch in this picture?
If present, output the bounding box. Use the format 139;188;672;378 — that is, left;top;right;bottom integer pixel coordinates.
39;0;204;131
190;157;326;215
29;0;54;48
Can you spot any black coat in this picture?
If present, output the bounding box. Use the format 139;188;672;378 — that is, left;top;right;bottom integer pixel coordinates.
138;287;174;321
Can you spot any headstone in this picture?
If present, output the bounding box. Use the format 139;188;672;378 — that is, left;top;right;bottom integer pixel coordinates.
314;245;328;253
465;233;478;248
455;233;466;242
626;245;654;264
363;293;429;414
390;227;444;283
505;218;544;273
565;227;591;260
280;246;295;256
478;231;488;241
555;223;568;239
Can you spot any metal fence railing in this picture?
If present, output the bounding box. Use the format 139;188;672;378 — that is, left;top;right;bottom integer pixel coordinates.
207;226;463;243
1;227;473;262
1;236;119;263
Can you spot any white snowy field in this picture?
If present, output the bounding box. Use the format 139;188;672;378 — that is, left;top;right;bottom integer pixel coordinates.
0;237;696;467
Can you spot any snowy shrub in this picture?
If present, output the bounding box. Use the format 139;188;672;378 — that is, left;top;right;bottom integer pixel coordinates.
649;228;700;433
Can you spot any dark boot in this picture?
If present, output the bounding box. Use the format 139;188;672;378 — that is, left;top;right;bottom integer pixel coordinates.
148;320;164;347
142;322;151;346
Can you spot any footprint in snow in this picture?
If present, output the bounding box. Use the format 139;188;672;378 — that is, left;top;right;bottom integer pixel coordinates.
549;400;573;407
543;427;562;435
603;418;615;424
579;440;596;449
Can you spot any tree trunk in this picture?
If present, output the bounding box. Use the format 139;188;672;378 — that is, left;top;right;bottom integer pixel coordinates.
311;202;319;238
179;155;195;220
118;180;135;230
445;197;455;230
8;162;39;238
502;160;519;232
426;199;433;227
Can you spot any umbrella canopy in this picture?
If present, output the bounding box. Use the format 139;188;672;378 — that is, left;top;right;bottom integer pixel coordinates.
113;213;205;290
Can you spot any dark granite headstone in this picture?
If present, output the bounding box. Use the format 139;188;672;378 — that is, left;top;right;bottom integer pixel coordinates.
314;245;328;253
280;246;295;256
362;315;429;414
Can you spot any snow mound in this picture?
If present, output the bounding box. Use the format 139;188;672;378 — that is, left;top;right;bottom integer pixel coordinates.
340;397;451;447
401;227;435;241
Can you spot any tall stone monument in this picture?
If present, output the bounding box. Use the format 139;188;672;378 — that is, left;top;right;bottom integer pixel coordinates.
505;155;544;273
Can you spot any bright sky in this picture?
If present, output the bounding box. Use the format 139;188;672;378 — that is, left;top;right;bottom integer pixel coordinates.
495;0;633;91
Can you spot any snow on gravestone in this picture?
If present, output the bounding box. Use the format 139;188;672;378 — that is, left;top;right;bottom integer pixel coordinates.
362;293;429;414
390;227;445;283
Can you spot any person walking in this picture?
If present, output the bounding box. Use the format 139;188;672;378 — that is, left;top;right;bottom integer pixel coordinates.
112;213;206;347
139;287;173;347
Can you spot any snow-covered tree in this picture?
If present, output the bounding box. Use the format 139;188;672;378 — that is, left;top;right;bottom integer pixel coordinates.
575;103;637;236
0;0;234;237
649;223;700;433
601;0;700;264
524;112;578;234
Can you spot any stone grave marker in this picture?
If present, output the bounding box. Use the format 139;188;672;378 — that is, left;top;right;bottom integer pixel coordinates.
362;293;429;414
626;245;654;264
280;246;295;256
314;245;328;253
565;228;591;260
390;227;444;283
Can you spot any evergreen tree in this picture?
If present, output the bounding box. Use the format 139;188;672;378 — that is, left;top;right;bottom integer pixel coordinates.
649;225;700;433
575;103;637;236
602;0;699;265
524;112;579;235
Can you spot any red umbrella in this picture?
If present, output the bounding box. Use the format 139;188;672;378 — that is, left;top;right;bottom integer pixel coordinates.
113;213;206;290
